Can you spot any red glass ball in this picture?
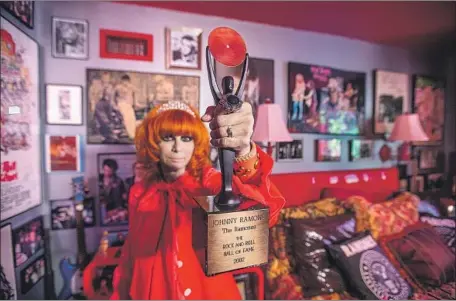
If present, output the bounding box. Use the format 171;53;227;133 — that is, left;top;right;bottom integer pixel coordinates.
208;27;246;67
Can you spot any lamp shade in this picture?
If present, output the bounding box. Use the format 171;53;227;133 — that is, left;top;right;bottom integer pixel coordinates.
252;103;293;143
388;113;429;142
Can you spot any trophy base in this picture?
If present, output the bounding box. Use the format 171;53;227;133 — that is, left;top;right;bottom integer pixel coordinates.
192;196;269;277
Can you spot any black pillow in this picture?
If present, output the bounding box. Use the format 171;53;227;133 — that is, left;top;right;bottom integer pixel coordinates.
420;215;455;254
328;232;413;300
289;214;356;297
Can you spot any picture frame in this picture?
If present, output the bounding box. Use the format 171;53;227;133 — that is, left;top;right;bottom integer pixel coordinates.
426;173;444;192
415;146;442;173
97;152;137;226
234;273;256;300
106;230;128;247
276;140;303;162
411;74;445;145
19;255;45;295
45;84;83;125
99;29;153;61
86;68;200;144
50;198;95;230
410;175;425;193
1;16;42;222
45;135;84;173
12;216;45;268
348;139;375;162
0;1;34;29
315;139;342;162
399;178;409;191
51;16;89;60
373;70;410;135
287;62;366;135
165;27;202;70
1;223;18;300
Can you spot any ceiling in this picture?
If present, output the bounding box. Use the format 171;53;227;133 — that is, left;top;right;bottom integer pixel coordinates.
120;1;456;52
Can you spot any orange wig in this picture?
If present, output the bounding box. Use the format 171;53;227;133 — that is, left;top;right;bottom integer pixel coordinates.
135;103;212;187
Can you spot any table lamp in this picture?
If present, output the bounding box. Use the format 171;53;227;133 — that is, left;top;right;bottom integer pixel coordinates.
252;99;293;157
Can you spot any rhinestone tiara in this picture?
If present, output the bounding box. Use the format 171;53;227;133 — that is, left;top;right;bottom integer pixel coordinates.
156;100;196;118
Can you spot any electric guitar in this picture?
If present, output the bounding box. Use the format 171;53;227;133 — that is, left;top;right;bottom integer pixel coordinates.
57;176;93;300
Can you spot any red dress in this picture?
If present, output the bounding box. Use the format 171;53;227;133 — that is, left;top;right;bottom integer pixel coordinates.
110;145;285;300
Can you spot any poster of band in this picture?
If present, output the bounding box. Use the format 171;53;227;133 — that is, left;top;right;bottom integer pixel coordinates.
86;68;200;144
1;16;41;221
287;62;366;135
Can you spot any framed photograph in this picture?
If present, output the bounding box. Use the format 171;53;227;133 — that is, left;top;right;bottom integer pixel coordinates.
426;173;444;191
165;27;202;70
410;175;425;193
99;29;153;61
373;70;410;135
52;16;89;60
276;140;303;162
416;147;442;172
0;1;34;29
91;265;116;298
287;62;366;135
1;224;18;300
1;16;42;222
412;75;445;145
45;84;83;125
399;178;409;191
106;230;128;247
86;68;200;144
315;139;342;162
50;198;95;230
348;139;375;162
97;153;137;226
45;135;84;173
19;255;45;295
12;216;45;267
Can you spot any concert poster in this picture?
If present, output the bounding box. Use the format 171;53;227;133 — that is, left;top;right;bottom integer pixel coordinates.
45;135;83;172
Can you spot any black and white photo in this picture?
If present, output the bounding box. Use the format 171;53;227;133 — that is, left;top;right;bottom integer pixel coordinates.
165;27;202;70
276;139;303;161
46;84;83;125
52;17;89;60
1;224;17;300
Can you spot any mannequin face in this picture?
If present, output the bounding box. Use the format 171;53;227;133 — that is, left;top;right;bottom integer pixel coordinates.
159;135;195;176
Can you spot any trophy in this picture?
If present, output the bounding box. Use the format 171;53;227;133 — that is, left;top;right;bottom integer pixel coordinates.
193;27;269;276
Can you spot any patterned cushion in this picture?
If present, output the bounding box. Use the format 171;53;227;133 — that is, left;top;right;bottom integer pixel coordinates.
420;215;456;254
347;192;420;239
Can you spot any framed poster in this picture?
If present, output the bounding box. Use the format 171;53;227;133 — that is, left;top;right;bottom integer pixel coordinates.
1;16;42;222
51;16;89;60
97;152;137;226
86;68;200;144
45;135;83;172
100;29;153;62
45;84;83;125
19;255;45;295
50;198;95;230
348;139;375;162
412;75;445;145
276;140;303;162
12;216;45;268
287;62;366;135
373;70;410;135
165;27;202;70
315;139;342;162
1;224;17;300
0;1;34;29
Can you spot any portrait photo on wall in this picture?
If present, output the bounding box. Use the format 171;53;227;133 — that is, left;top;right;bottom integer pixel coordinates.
50;198;95;230
287;62;366;135
19;256;45;295
0;1;34;29
165;27;202;70
51;17;89;60
315;139;342;162
86;68;200;144
45;84;83;125
348;139;375;162
276;139;303;162
1;224;17;300
373;70;410;135
97;153;139;226
412;75;445;145
45;135;83;173
12;216;44;267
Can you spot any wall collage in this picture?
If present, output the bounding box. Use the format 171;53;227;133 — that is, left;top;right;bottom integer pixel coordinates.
0;2;448;299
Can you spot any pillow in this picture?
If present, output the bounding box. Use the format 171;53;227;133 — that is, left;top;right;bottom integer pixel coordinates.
379;223;456;289
328;232;413;300
289;214;356;297
420;215;455;254
418;200;441;217
321;187;392;204
280;197;349;221
347;192;420;239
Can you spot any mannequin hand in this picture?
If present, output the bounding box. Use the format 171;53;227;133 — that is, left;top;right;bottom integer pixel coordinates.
201;101;253;157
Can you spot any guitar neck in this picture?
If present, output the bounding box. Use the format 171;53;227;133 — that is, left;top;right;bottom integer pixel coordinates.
75;205;88;262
